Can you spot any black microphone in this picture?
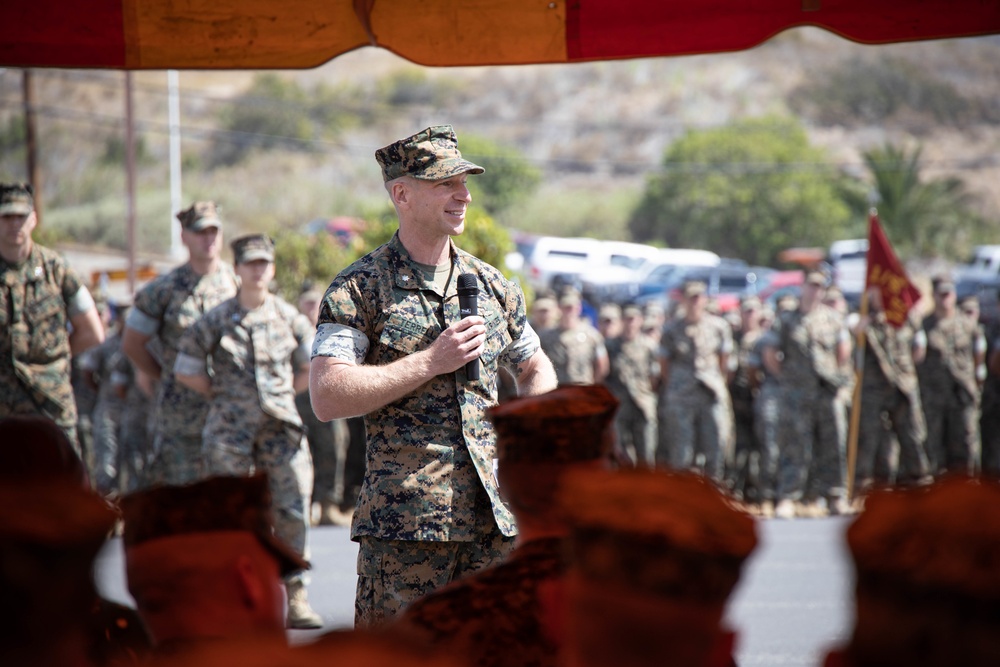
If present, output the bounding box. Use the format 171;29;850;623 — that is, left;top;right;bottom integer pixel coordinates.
457;273;480;381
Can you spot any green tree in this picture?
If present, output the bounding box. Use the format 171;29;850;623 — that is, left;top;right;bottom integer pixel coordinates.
629;116;855;266
864;143;981;259
211;74;317;167
459;136;542;216
271;228;352;301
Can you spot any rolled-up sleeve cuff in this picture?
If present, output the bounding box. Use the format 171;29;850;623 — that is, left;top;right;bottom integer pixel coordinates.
312;323;368;363
126;307;159;336
67;286;96;318
505;321;541;366
173;352;207;377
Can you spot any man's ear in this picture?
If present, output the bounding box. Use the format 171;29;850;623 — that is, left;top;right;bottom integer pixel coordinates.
234;554;264;609
391;180;410;207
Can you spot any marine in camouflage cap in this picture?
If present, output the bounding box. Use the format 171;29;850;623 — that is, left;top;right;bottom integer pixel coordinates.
231;233;275;264
376;125;485;182
176;201;222;231
0;182;34;216
682;279;708;298
122;473;309;577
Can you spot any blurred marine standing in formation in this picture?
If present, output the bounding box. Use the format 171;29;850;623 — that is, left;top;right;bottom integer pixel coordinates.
309;125;557;626
659;280;734;481
538;288;609;386
763;271;851;519
0;182;105;452
122;201;238;487
604;303;659;466
173;233;322;629
854;288;929;493
918;275;985;476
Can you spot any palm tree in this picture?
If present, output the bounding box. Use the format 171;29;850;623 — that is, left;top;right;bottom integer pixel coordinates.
863;143;977;258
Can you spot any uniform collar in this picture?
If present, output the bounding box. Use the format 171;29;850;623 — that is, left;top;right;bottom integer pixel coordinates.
1;244;44;284
389;232;467;298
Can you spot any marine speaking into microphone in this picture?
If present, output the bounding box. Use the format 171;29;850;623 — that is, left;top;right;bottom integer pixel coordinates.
457;273;480;381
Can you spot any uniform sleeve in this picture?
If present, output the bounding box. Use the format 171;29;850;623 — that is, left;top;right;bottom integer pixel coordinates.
501;321;541;369
66;286;96;318
291;312;315;367
311;276;372;363
498;280;538;369
57;262;93;318
126;278;167;335
173;316;211;377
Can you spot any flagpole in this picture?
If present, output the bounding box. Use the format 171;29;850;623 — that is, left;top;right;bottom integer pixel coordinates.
846;288;869;502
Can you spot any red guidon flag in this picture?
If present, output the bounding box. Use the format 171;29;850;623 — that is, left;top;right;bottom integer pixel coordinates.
865;209;922;327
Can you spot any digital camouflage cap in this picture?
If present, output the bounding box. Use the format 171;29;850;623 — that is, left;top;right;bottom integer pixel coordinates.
231;233;275;264
176;201;222;231
376;125;484;182
0;182;34;216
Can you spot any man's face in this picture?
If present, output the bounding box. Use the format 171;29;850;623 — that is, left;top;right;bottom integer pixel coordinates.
686;293;706;318
0;210;37;250
935;288;955;309
182;225;222;261
622;312;643;336
406;173;472;237
235;259;274;292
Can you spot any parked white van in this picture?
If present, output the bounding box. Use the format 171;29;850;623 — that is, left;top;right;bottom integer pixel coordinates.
522;237;659;295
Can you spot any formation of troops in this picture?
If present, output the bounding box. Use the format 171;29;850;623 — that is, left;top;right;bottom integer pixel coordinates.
3;117;1000;667
534;269;996;519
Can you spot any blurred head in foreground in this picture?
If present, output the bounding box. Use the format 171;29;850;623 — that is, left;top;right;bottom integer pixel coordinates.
489;384;619;539
0;415;117;666
122;474;309;651
557;468;757;667
828;476;1000;667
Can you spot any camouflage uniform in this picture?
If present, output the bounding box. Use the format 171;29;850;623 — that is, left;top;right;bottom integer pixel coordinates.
391;537;562;667
856;313;928;491
981;325;1000;476
763;304;850;503
175;293;315;583
728;327;764;501
918;312;983;475
110;353;155;493
659;314;734;480
0;244;96;452
312;232;540;626
538;320;606;386
604;334;659;465
295;388;348;509
79;331;127;495
126;263;238;486
749;336;780;503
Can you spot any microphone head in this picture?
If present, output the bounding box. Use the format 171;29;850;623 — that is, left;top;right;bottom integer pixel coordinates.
457;273;479;293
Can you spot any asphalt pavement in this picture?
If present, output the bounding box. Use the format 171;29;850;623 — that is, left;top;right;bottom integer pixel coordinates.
95;516;855;667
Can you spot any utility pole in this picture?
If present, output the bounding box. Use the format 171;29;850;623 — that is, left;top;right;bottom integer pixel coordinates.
125;72;137;296
168;70;183;260
22;69;42;224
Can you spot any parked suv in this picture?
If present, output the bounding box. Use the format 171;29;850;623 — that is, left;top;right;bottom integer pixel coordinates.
636;262;771;313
